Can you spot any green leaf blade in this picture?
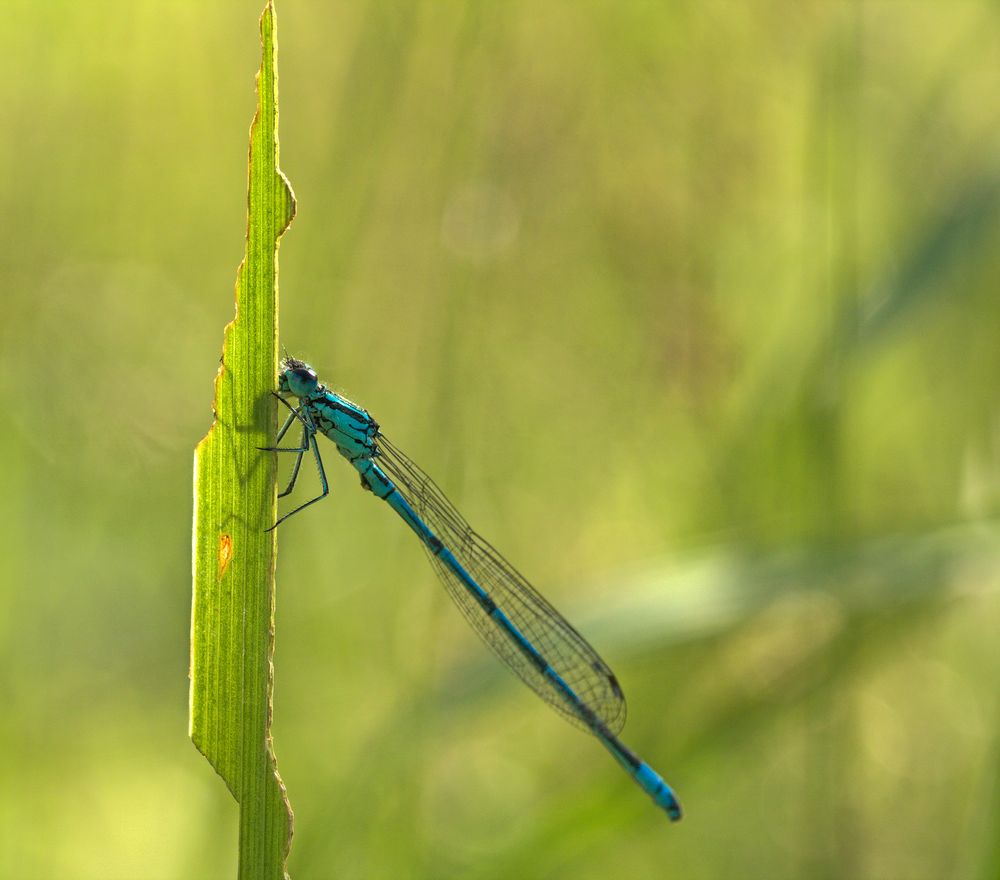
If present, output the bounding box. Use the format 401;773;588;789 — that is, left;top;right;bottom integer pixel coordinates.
190;3;295;878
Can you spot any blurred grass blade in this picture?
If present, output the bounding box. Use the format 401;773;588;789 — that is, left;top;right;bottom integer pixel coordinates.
190;3;296;878
854;174;1000;350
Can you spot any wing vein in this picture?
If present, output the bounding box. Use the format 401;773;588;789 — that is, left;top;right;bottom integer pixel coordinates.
376;435;626;734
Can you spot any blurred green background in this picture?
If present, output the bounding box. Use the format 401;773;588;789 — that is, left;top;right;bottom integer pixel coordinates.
2;1;1000;878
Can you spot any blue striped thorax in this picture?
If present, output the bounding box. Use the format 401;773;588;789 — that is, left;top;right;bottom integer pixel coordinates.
279;358;379;462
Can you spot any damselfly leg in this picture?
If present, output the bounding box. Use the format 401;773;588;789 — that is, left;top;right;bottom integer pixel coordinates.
261;392;331;530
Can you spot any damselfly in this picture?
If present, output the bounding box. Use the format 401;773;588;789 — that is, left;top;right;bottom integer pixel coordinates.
264;357;682;821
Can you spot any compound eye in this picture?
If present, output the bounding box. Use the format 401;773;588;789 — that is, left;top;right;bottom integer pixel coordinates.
288;367;318;394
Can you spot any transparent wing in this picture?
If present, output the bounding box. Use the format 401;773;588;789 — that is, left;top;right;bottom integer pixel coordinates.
376;435;627;734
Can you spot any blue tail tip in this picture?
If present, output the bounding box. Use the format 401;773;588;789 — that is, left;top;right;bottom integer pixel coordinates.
663;792;683;822
635;761;683;822
652;781;682;821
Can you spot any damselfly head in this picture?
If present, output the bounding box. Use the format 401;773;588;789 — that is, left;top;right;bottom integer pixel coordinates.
279;357;319;397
